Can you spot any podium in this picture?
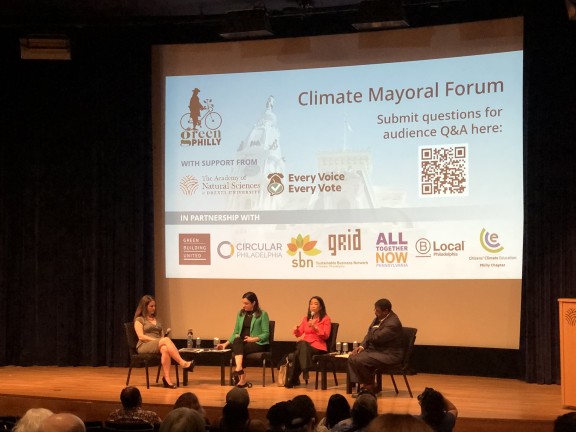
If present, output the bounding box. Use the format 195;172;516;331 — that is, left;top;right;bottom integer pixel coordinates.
559;298;576;408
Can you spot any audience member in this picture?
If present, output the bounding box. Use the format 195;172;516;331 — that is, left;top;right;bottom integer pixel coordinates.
348;299;403;397
38;414;86;432
107;386;161;425
317;394;351;431
266;401;290;432
219;387;266;432
285;395;317;432
416;388;458;432
331;393;377;432
555;412;576;432
159;408;204;432
173;392;208;424
366;414;433;432
13;409;54;432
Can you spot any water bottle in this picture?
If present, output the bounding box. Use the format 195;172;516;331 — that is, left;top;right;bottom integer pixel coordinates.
353;340;358;351
186;329;193;349
336;342;341;354
343;342;349;353
196;337;201;349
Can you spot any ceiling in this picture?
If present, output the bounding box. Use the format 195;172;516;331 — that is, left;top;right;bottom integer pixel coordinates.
0;0;525;42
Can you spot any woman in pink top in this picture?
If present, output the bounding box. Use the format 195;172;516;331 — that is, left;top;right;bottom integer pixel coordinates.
285;296;331;388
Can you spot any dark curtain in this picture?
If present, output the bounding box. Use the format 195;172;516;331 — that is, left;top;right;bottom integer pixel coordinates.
521;1;576;384
0;30;154;367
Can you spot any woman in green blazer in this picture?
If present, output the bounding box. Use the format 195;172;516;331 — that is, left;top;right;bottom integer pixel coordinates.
217;291;270;387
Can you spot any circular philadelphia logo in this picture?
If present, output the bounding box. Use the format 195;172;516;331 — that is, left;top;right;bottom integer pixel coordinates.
217;241;234;259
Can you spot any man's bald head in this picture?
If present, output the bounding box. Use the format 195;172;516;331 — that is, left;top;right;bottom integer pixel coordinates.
39;414;86;432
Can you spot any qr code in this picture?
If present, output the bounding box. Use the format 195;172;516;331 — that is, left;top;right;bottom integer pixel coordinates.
419;144;468;196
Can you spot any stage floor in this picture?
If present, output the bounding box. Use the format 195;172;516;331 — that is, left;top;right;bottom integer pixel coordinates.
0;366;571;432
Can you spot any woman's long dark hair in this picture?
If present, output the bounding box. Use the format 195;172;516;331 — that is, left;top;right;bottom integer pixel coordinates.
307;296;327;320
325;394;351;429
134;295;155;320
240;291;262;317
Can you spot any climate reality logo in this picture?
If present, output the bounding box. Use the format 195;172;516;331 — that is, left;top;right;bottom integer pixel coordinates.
480;228;504;253
179;87;223;146
287;234;321;268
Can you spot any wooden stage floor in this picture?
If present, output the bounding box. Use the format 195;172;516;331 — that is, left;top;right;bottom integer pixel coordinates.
0;366;571;432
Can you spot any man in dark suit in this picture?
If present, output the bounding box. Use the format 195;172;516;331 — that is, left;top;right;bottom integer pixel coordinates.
348;298;403;397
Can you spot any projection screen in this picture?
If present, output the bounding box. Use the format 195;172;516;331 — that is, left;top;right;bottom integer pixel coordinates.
152;17;523;348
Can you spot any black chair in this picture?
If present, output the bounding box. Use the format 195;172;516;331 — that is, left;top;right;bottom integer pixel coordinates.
123;322;162;389
84;421;104;432
313;322;340;389
0;416;18;432
230;320;276;387
374;327;418;397
104;421;155;432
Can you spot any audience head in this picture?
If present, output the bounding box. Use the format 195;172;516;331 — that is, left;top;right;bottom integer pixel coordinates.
325;394;351;429
308;296;327;320
173;392;205;416
286;395;317;432
241;291;262;316
366;414;433;432
39;414;86;432
555;412;576;432
266;401;290;431
120;386;142;409
220;401;249;431
160;407;205;432
351;393;378;429
418;387;446;428
226;386;250;408
13;408;54;432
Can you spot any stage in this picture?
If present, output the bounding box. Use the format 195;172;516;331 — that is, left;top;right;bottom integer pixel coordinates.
0;366;570;432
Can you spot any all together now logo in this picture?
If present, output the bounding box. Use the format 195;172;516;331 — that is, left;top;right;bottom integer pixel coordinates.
179;87;223;146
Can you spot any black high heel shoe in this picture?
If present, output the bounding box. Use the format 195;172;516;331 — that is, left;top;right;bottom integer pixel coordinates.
232;369;243;385
233;369;253;388
162;377;177;389
183;360;194;371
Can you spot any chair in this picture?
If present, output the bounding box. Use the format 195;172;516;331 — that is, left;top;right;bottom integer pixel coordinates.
104;421;155;432
0;416;18;432
123;322;162;389
374;327;418;397
230;320;276;387
84;421;104;432
313;322;340;389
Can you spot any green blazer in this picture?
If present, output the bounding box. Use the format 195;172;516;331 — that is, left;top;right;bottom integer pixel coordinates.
228;310;270;345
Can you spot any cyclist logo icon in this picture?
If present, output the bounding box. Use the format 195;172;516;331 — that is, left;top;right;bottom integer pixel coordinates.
180;88;222;131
